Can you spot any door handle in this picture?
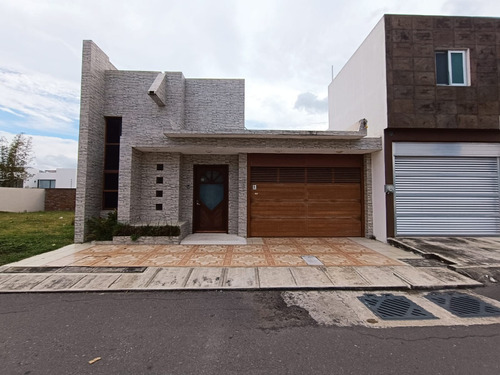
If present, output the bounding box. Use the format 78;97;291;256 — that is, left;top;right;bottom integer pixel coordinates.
195;200;201;206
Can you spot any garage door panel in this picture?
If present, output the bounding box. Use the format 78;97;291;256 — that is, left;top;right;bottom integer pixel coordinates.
308;202;362;217
251;183;306;200
249;160;363;237
394;155;500;236
307;184;361;200
250;219;308;237
251;202;307;217
307;219;362;237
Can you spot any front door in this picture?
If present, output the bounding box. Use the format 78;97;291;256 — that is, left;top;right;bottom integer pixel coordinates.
193;165;228;233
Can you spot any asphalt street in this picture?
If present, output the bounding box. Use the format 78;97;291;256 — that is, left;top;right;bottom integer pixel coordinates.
1;290;500;375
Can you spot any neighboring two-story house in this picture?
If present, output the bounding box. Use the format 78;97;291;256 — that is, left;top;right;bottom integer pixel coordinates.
74;41;381;243
329;14;500;240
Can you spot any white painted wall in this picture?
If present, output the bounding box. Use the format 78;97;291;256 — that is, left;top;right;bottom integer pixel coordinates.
24;168;77;189
328;17;387;136
0;187;45;212
328;16;389;241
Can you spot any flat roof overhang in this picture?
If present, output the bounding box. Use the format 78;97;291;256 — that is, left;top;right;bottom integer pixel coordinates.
135;135;382;155
164;128;367;140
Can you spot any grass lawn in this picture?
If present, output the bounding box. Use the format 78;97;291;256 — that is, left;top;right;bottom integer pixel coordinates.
0;211;74;266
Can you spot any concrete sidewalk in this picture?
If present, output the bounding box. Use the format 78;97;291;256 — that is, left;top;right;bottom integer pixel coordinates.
0;237;482;292
389;237;500;284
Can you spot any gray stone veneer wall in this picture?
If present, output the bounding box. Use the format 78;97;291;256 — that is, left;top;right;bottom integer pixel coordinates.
184;79;244;132
136;152;181;224
237;153;248;237
363;154;373;238
75;41;117;243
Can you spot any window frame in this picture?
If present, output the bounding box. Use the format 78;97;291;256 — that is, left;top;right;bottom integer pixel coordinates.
435;49;469;87
37;179;56;189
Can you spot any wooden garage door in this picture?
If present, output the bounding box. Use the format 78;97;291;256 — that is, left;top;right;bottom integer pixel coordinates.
249;166;362;237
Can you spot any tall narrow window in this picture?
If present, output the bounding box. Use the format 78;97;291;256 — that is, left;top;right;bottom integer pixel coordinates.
435;50;468;86
103;117;122;209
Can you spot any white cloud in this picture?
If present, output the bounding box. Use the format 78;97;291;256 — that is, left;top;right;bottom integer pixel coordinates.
1;0;500;164
0;67;80;136
0;131;78;170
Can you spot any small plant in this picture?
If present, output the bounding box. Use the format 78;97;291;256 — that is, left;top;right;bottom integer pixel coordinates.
85;210;120;241
114;224;180;239
85;211;180;242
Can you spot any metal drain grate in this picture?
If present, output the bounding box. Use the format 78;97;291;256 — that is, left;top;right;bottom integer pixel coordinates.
358;293;437;320
3;267;62;273
425;292;500;318
2;266;146;274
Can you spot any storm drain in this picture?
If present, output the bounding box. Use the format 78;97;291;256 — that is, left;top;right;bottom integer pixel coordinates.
358;293;437;320
2;266;146;274
425;292;500;318
3;267;62;273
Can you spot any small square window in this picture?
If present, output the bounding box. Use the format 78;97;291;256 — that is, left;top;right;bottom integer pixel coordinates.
157;164;164;171
156;204;163;211
156;177;163;184
435;50;468;86
156;190;163;197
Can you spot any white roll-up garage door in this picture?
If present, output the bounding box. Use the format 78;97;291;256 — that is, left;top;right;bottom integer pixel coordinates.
393;143;500;236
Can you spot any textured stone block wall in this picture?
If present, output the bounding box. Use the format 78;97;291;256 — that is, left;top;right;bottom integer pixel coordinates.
135;152;181;224
237;154;248;237
75;41;117;243
385;15;500;129
45;189;76;211
184;79;245;132
363;154;373;238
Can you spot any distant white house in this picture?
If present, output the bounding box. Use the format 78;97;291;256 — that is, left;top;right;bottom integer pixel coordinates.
24;168;77;189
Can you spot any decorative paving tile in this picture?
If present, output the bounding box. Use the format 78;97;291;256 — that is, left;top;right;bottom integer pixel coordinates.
262;238;294;245
272;254;307;266
322;238;354;245
232;245;265;254
67;256;108;266
155;245;194;253
268;245;300;253
302;244;335;253
195;245;229;253
95;254;149;267
79;245;121;254
31;238;404;268
113;245;158;254
337;244;375;253
293;238;325;245
144;254;184;266
231;254;268;267
185;254;225;267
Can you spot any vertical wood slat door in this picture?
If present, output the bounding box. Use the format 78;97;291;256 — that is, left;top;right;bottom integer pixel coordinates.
249;166;362;237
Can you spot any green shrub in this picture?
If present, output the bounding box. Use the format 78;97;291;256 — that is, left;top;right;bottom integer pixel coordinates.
85;210;120;241
114;224;180;239
85;211;180;241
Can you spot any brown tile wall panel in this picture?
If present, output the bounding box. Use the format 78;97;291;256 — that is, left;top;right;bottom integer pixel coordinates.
384;14;500;130
45;189;76;211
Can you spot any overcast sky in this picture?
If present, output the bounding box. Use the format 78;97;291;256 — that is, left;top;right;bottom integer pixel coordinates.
1;0;499;170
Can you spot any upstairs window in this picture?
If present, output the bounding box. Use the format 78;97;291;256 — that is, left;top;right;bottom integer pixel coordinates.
435;50;469;86
38;179;56;189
